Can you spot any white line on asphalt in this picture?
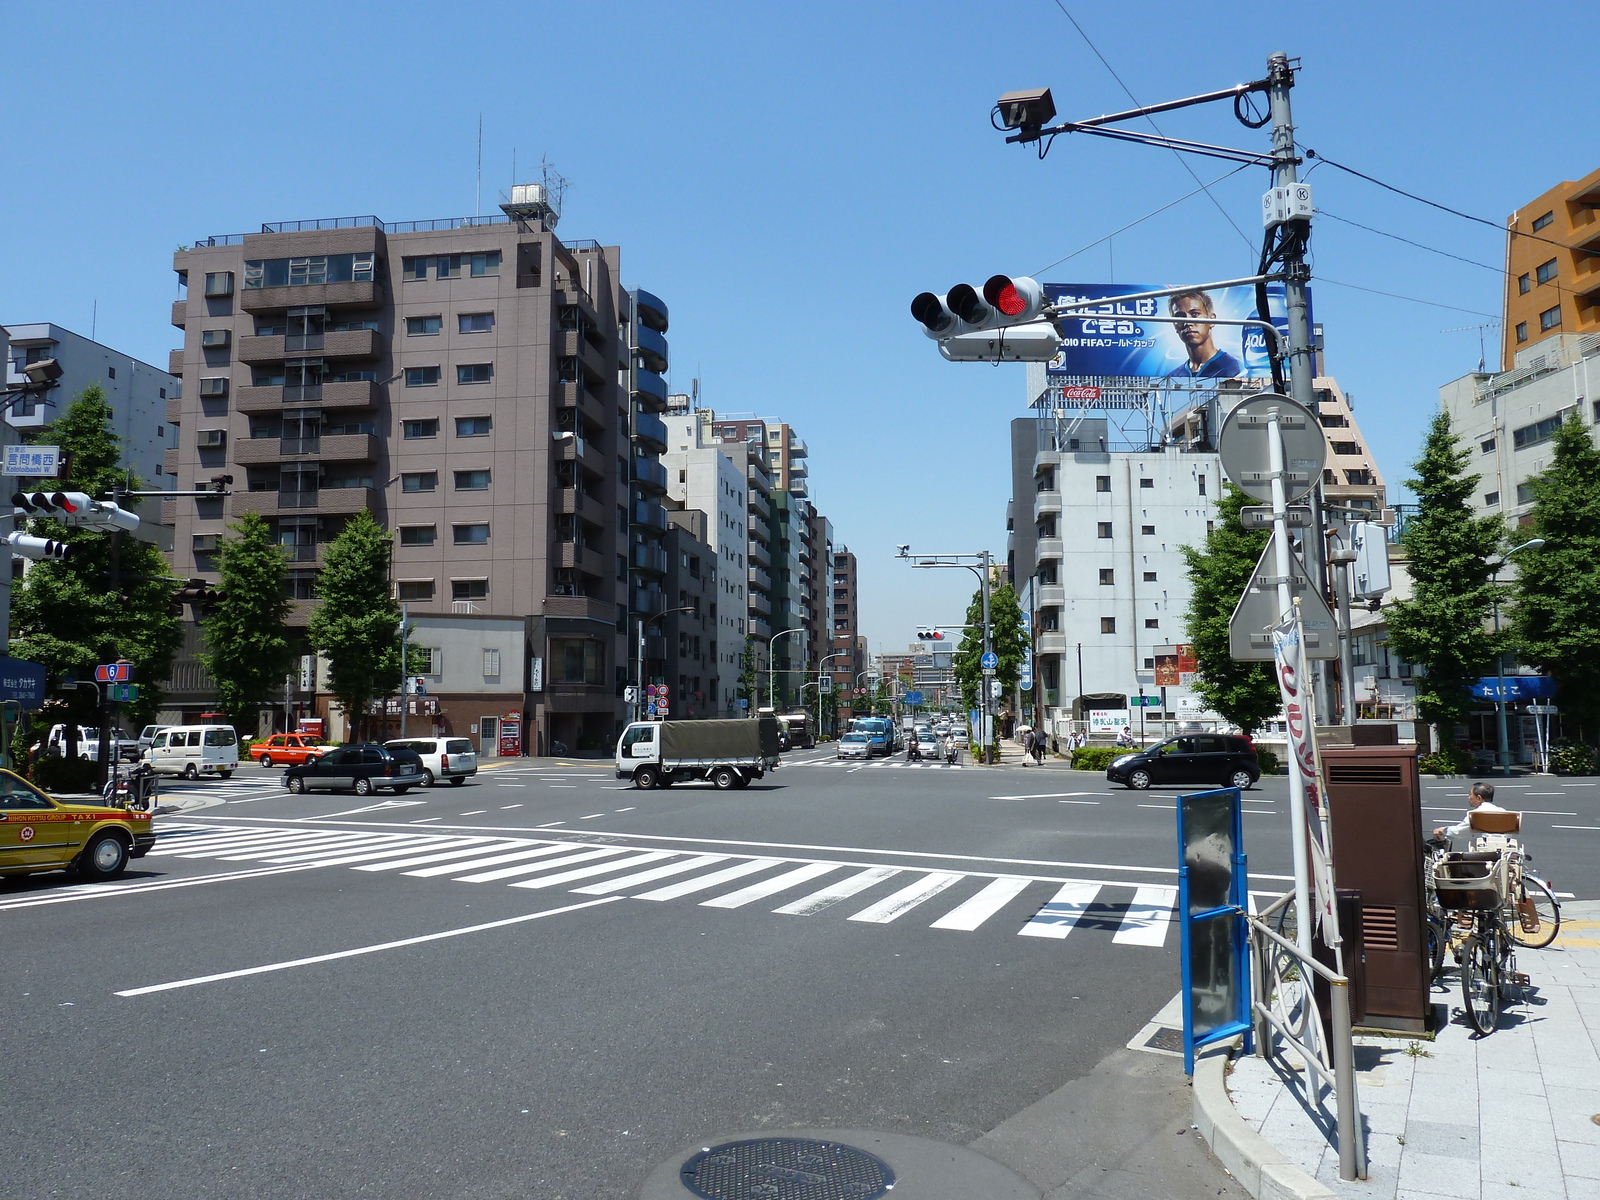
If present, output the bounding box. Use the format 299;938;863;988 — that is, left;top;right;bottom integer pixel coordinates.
580;813;605;819
1551;825;1600;831
1057;800;1100;805
500;805;522;809
308;800;428;819
570;854;730;895
991;792;1104;800
114;897;627;997
1113;886;1179;946
634;859;783;902
537;821;562;828
0;863;323;911
455;846;635;883
549;785;578;789
263;837;466;866
509;851;675;891
459;810;487;815
929;877;1034;931
1019;882;1102;939
848;872;963;924
411;817;442;823
402;844;571;877
700;862;840;909
1138;804;1176;810
772;867;901;915
614;807;636;813
351;841;527;873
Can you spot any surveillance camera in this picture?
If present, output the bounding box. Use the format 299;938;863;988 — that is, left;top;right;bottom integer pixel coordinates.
21;358;63;387
995;87;1056;133
896;545;910;557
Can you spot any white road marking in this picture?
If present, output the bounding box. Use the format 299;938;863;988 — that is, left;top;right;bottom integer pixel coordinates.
255;834;422;862
114;897;626;997
306;800;428;819
459;810;487;816
580;813;606;819
411;817;442;823
403;844;572;877
634;859;784;902
454;846;635;883
509;851;674;890
1551;825;1600;831
1137;804;1176;811
929;877;1034;931
278;838;484;868
548;785;578;789
1112;886;1179;946
773;867;903;915
571;854;729;895
991;792;1104;800
848;872;964;924
700;863;840;909
352;841;527;873
499;805;522;809
0;864;323;911
614;807;636;813
1019;882;1103;939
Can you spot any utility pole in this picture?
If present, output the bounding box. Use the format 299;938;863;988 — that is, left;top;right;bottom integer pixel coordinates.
398;605;410;738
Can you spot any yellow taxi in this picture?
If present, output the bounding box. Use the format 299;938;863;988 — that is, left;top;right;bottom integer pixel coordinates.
0;769;155;882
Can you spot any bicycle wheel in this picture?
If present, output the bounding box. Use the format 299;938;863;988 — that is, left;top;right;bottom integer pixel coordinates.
1426;914;1447;981
1461;928;1501;1036
1509;877;1561;950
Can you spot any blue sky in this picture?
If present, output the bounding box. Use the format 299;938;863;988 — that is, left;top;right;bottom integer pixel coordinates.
3;2;1589;657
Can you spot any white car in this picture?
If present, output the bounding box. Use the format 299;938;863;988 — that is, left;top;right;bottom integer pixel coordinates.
384;737;477;786
836;732;872;760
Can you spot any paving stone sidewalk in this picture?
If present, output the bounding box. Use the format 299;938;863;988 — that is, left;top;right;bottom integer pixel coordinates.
1227;899;1600;1199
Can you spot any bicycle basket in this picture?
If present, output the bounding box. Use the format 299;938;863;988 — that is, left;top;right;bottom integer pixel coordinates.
1433;853;1508;910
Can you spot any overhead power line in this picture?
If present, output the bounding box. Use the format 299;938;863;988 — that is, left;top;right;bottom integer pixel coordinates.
1316;211;1503;273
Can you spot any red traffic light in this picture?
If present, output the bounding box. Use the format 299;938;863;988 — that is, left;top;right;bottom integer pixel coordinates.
982;275;1045;320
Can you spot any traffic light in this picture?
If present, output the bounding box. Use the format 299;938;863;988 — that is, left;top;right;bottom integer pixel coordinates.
12;490;140;533
916;627;945;641
5;531;70;561
910;275;1047;339
171;577;227;617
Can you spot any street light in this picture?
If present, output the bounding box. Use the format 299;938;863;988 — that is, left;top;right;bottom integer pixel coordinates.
898;548;995;762
768;627;805;712
637;605;699;721
817;650;849;738
1490;538;1545;775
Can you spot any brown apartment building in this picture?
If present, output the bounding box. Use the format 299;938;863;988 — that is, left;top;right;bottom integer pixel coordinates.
166;208;664;755
828;546;867;723
1503;165;1600;368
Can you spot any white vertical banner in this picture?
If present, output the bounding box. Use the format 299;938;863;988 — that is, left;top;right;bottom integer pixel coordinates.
1272;606;1341;947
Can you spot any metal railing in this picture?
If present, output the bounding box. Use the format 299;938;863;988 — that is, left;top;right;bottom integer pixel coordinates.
1247;892;1366;1182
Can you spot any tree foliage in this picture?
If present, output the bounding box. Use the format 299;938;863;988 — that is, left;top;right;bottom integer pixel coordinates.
1511;411;1600;737
953;579;1029;711
198;511;291;734
9;386;181;726
306;511;401;740
1385;413;1504;732
1180;483;1282;735
736;636;756;706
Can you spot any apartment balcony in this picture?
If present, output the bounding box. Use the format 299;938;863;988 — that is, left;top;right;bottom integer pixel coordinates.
747;488;770;521
788;435;808;458
1033;491;1062;522
166;398;183;425
237;329;381;364
633;501;667;531
1036;583;1065;607
748;591;772;618
633;410;668;454
633;588;665;616
633;457;668;495
554;435;607;478
163;449;179;475
747;537;771;568
240;279;383;314
557;328;613;377
748;615;771;640
1037;630;1069;655
229;486;375;518
749;565;772;593
235;379;380;413
233;432;379;466
554;380;610;431
635;288;669;333
171;300;187;329
1035;537;1063;562
633;541;669;575
787;477;809;498
544;594;615;622
557;543;605;576
633;369;668;413
168;349;185;376
554;487;603;518
635;324;669;374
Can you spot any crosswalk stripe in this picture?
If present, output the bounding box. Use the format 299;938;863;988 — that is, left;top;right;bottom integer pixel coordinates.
147;832;270;855
1112;885;1179;946
289;838;487;869
772;867;901;916
258;834;418;862
454;846;634;883
570;854;730;895
634;858;783;902
848;872;964;924
700;862;840;909
404;844;571;878
352;840;527;872
508;850;674;890
208;832;377;860
157;831;335;857
929;877;1035;931
1018;881;1102;939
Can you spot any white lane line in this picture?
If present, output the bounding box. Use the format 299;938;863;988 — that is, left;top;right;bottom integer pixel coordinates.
352;840;528;873
929;877;1035;931
580;813;606;819
1019;882;1103;940
500;805;522;809
848;873;964;924
509;851;674;890
549;785;578;789
459;810;487;816
1551;825;1600;831
1138;804;1176;811
256;834;422;862
701;863;840;909
308;800;429;819
455;846;634;884
634;859;784;902
569;854;726;895
614;807;636;813
992;792;1104;800
0;864;323;911
1057;800;1101;805
115;896;627;997
411;817;443;823
1113;886;1180;947
279;838;486;868
773;867;902;915
538;822;563;828
404;844;570;877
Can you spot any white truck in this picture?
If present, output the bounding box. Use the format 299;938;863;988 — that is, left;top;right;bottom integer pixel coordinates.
45;724;143;762
615;716;783;790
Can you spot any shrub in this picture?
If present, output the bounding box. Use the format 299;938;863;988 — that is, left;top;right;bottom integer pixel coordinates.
1549;740;1597;776
33;755;100;794
1418;746;1473;776
1071;746;1123;771
1255;748;1280;776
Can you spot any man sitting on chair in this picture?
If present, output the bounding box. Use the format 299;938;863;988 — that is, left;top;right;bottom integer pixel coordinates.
1433;781;1512;840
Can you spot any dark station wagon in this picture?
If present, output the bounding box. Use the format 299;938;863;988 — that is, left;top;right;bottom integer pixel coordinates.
1106;734;1261;791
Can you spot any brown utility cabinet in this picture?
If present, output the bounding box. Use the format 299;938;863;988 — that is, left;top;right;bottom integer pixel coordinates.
1322;742;1431;1032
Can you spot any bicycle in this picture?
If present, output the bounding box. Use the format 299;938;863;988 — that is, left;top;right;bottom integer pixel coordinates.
1463;809;1562;951
1433;848;1523;1035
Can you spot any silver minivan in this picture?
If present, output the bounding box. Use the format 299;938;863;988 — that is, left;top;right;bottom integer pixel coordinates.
383;737;477;786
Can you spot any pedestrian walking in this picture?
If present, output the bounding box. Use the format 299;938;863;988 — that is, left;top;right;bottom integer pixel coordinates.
1032;731;1046;765
1019;727;1034;765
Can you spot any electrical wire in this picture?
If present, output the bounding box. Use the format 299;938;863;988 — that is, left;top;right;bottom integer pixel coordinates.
1317;211;1504;273
1029;165;1252;277
1048;0;1257;252
1312;277;1498;318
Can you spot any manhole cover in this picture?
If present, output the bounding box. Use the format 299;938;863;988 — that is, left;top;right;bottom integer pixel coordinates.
680;1137;895;1200
1143;1026;1186;1053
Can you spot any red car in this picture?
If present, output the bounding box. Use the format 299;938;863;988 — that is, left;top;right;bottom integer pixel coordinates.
252;733;328;768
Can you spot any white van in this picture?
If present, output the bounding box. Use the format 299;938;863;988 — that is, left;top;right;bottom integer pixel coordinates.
144;725;239;779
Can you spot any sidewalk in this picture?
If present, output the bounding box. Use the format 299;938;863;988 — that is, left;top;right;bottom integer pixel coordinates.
1211;899;1600;1200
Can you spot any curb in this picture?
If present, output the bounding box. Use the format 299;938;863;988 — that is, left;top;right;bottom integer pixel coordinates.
1191;1038;1334;1200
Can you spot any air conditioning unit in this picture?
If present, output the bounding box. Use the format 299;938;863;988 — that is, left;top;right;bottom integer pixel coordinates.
198;377;229;397
198;429;227;448
201;329;231;348
192;534;219;552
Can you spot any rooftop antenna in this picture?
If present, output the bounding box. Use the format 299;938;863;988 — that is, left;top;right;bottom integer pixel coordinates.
475;114;483;218
692;377;701;409
499;155;568;229
1442;322;1501;373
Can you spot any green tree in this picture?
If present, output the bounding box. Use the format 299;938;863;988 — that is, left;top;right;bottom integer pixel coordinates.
1511;411;1600;738
1180;483;1282;735
736;636;756;710
10;385;181;727
952;580;1029;711
307;511;402;741
1385;413;1504;736
197;512;291;735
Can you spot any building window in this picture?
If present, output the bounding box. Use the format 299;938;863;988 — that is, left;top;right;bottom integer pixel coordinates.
398;580;435;602
1100;617;1116;634
1518;273;1531;295
1138;477;1153;488
401;471;438;493
107;366;116;379
550;637;603;685
1096;475;1111;492
402;419;439;439
1141;524;1156;536
453;523;490;544
1143;571;1157;582
1145;618;1160;629
199;377;229;397
1480;438;1496;454
1484;492;1500;507
203;271;234;297
1331;440;1361;456
436;255;462;280
470;251;501;276
1516;482;1536;505
242;255;371;289
1097;522;1112;538
1513;412;1567;449
402;257;430;280
459;312;495;333
399;526;436;546
1197;476;1206;495
1539;304;1562;332
482;648;501;678
455;416;492;437
406;316;442;336
454;469;490;490
405;366;440;387
1099;569;1115;585
456;363;493;384
451;579;488;601
1532;210;1554;232
1536;258;1558;286
1515;322;1528;343
284;571;317;600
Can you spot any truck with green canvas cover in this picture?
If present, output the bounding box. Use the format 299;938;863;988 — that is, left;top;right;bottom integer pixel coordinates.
614;716;783;790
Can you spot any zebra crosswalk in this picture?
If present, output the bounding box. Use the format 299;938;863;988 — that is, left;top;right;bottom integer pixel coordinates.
120;823;1179;947
785;757;965;770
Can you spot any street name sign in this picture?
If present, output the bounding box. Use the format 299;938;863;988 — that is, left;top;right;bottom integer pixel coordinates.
1226;532;1338;660
0;657;47;708
2;444;61;477
1217;393;1327;504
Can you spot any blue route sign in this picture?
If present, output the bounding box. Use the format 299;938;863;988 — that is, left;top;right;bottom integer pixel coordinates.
904;691;924;706
0;657;46;709
980;651;999;671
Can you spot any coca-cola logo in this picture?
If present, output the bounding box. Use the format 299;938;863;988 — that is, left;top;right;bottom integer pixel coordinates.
1059;385;1102;402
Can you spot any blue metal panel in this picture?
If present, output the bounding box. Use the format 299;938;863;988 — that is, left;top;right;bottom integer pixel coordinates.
634;288;669;333
1177;786;1253;1074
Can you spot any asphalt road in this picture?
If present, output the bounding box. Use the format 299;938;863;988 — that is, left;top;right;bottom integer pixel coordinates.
4;754;1595;1199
